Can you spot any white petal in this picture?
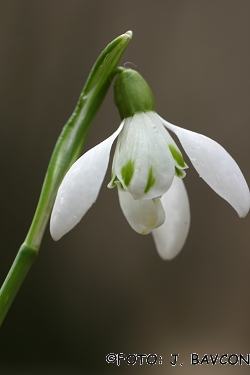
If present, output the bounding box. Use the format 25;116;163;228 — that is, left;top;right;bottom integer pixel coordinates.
160;116;250;217
107;119;125;188
50;122;124;240
152;177;190;260
118;184;165;234
115;112;175;200
146;112;188;171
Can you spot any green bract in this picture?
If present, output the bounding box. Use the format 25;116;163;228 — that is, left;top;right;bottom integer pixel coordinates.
114;69;156;119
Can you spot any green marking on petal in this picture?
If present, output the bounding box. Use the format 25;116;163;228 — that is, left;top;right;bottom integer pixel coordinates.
121;160;135;186
175;167;186;178
144;166;156;194
118;183;125;191
108;175;119;188
169;144;185;168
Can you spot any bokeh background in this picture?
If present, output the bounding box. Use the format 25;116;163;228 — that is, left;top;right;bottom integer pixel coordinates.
0;1;250;374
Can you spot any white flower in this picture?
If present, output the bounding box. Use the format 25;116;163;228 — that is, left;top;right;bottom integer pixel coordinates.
50;110;249;260
50;69;249;260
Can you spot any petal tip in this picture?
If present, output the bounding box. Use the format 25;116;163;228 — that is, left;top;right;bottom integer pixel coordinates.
50;216;64;241
237;204;250;218
152;177;190;261
125;30;133;39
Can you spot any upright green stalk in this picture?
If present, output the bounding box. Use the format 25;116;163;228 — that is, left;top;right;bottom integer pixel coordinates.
0;31;132;326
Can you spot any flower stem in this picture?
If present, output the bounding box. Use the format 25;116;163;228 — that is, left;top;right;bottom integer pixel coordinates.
0;31;132;326
0;244;37;326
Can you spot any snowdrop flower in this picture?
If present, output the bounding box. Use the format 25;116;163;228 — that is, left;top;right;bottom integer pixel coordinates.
50;69;249;260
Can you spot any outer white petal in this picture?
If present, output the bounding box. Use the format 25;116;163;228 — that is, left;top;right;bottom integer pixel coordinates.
50;122;124;240
152;177;190;260
160;116;250;217
118;184;165;234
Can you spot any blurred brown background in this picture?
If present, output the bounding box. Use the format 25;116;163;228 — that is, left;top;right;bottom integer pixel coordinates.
0;1;250;374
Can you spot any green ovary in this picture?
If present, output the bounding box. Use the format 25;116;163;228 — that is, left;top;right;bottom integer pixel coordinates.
121;160;135;186
144;166;156;193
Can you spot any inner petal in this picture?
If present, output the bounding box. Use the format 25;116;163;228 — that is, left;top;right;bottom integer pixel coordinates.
146;112;188;171
114;112;175;200
118;184;165;234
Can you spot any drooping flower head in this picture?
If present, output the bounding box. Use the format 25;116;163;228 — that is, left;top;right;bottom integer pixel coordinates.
50;68;249;260
109;69;188;197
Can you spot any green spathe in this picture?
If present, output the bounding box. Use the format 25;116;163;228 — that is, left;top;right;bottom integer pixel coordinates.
114;69;156;119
